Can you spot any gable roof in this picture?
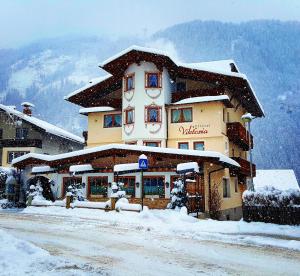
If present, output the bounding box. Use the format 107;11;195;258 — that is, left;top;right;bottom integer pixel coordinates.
254;170;299;191
0;104;84;144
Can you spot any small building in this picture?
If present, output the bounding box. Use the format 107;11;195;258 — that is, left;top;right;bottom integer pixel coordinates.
12;46;265;220
0;103;84;167
254;170;299;191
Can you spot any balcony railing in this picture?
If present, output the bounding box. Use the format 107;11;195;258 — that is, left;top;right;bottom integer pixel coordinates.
171;88;223;103
230;157;256;177
0;138;42;148
227;122;253;151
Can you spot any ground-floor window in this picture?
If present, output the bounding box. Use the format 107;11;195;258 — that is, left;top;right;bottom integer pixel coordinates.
62;177;82;197
223;178;230;198
143;176;165;198
88;176;108;198
117;176;135;197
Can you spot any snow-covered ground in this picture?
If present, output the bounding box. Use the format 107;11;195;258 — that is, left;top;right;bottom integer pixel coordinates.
0;207;299;275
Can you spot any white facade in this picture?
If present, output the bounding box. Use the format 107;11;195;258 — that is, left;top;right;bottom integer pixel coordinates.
122;62;172;146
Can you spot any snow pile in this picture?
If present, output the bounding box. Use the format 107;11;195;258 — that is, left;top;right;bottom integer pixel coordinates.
114;163;139;172
115;198;142;212
243;186;300;207
29;183;52;206
69;164;93;174
32;165;54;174
73;200;111;209
177;162;199;173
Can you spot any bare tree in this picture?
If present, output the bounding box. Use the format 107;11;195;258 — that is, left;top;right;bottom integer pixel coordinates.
209;182;222;220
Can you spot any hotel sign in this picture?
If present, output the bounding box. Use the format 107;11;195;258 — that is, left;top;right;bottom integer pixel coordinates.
178;124;210;135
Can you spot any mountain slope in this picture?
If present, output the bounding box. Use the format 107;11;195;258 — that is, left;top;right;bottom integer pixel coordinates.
0;21;299;180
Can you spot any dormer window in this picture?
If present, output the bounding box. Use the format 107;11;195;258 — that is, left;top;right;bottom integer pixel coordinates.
124;74;134;91
16;128;28;139
145;72;162;88
145;105;162;123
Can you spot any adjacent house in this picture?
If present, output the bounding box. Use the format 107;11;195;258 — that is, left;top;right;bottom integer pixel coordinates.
0;103;84;167
12;46;264;220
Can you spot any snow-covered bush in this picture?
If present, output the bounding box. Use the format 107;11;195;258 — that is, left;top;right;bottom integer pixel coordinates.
27;181;47;205
66;182;85;202
111;182;126;198
243;186;300;207
168;179;187;209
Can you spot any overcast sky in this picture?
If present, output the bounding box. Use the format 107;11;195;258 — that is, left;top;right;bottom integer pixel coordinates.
0;0;299;48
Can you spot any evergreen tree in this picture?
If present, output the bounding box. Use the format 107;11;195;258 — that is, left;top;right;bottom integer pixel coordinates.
169;178;188;209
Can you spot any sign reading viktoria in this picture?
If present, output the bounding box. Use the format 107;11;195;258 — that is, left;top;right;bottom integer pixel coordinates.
179;124;210;135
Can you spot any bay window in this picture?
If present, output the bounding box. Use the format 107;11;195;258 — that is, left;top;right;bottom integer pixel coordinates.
171;108;192;123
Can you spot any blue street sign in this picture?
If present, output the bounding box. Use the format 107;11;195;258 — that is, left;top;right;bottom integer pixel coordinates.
138;158;148;169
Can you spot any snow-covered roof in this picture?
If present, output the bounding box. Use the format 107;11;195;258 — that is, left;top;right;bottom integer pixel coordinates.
32;166;55;174
21;102;35;107
64;74;112;100
177;162;200;173
99;45;173;67
12;143;240;168
0;104;84;144
79;106;116;115
172;95;230;105
114;163;139;173
69;164;93;173
254;170;299;191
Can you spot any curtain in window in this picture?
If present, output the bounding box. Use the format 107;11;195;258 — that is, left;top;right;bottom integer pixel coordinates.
194;142;204;151
149;74;158;87
127;77;133;90
183;109;192;122
172;110;180;123
149;108;158;122
115;114;122;127
104;115;113;127
127;110;134;123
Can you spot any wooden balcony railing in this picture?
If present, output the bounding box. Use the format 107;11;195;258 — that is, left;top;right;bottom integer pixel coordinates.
230;157;256;177
227;122;253;151
0;138;42;148
171;89;223;103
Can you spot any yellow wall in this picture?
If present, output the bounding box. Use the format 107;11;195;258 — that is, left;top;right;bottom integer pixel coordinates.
167;102;228;154
2;147;39;167
86;112;122;147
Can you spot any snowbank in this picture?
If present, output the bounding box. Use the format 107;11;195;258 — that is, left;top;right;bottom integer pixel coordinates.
115;198;142;212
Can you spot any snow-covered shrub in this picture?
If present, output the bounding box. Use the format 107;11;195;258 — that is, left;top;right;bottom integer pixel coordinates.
27;180;47;205
168;179;187;209
111;182;126;198
243;186;300;207
66;182;85;202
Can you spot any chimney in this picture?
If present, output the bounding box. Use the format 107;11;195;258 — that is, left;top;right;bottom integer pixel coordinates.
21;102;35;116
230;63;238;73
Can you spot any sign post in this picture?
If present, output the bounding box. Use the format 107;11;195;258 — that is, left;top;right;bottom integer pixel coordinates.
138;154;148;210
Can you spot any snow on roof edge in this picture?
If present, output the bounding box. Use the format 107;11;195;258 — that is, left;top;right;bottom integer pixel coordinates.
79;106;116;115
12;143;240;168
0;104;84;144
172;95;230;105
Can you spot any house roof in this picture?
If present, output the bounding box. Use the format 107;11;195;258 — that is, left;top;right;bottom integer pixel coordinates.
170;95;232;107
254;170;299;191
0;104;84;144
65;45;264;117
12;143;240;169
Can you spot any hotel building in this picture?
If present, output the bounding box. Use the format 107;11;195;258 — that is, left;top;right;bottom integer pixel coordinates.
12;46;264;220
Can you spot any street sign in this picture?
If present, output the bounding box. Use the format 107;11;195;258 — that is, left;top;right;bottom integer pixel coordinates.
138;158;148;169
138;154;148;170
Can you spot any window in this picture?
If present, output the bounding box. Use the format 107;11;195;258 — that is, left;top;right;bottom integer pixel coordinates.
223;108;226;123
0;129;2;139
194;142;205;151
144;141;160;147
16;128;28;139
125;108;134;124
117;176;135;197
88;176;108;197
124;74;134;91
104;113;122;128
143;176;165;198
178;142;189;150
62;177;82;197
171;108;192;123
145;106;161;123
176;81;186;92
145;72;162;88
234;178;238;193
223;178;230;198
7;151;29;164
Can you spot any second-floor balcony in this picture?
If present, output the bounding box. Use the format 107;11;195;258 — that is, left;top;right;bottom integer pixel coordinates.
0;138;42;148
227;122;253;151
230;157;256;177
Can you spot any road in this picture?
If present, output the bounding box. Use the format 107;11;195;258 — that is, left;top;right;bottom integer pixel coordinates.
0;211;299;275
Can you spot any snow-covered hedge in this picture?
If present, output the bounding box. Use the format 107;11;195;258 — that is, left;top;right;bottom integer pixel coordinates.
243;186;300;207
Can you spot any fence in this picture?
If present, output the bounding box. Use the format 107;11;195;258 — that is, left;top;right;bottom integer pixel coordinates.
243;205;300;225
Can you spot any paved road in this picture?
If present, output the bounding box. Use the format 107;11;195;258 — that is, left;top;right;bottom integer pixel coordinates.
0;212;299;275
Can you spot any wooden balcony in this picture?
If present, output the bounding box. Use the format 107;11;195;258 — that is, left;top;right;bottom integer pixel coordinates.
0;138;42;148
227;122;253;151
171;89;224;103
230;157;256;177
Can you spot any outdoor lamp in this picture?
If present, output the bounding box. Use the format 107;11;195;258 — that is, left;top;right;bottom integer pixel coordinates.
165;182;170;188
136;182;140;188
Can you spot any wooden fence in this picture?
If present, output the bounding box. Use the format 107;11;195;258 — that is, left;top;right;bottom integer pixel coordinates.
243;205;300;225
